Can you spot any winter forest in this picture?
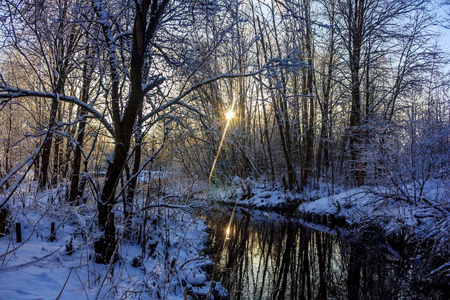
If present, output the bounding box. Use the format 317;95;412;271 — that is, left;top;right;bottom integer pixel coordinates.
0;0;449;299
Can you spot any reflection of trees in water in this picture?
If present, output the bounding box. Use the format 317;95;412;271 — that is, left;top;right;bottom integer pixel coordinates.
207;212;447;300
207;213;339;299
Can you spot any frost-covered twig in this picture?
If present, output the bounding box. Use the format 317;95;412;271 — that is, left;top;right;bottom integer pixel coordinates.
141;200;199;214
429;262;450;276
55;268;73;300
0;246;62;273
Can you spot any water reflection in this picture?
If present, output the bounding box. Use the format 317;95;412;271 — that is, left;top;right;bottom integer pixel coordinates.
206;209;447;300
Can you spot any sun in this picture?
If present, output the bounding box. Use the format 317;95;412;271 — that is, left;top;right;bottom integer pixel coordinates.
225;110;235;121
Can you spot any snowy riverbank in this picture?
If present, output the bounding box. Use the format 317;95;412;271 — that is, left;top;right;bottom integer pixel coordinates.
0;189;226;299
212;178;450;281
298;182;450;281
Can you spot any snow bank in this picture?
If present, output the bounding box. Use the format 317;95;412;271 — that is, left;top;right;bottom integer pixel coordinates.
210;178;303;210
298;181;449;235
0;191;223;299
298;180;450;279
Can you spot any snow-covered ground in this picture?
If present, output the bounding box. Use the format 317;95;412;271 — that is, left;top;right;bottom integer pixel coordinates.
0;187;226;300
207;178;305;210
298;181;449;238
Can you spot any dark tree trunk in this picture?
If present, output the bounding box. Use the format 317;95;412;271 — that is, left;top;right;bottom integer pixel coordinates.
51;106;63;186
348;0;365;187
301;0;315;190
68;111;87;204
317;2;335;180
257;16;297;190
38;5;74;190
93;0;169;263
69;48;92;204
123;108;143;239
252;13;275;183
39;96;59;190
62;103;76;179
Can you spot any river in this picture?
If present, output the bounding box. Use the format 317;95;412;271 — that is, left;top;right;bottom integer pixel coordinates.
204;207;448;300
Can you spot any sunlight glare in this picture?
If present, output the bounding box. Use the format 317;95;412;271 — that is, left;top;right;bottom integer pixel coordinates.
225;226;231;239
208;103;237;185
225;110;235;121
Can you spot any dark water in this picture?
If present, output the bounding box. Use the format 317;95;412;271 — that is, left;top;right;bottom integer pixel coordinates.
205;208;448;300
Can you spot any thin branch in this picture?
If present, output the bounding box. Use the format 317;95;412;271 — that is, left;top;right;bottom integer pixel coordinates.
0;85;115;136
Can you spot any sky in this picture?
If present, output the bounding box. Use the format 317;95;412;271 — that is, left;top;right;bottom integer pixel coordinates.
434;1;450;54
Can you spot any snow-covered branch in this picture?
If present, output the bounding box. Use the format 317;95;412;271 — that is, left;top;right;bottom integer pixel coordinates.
0;85;115;136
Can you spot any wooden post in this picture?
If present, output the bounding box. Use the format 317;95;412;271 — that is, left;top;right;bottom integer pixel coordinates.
50;222;56;241
15;223;21;243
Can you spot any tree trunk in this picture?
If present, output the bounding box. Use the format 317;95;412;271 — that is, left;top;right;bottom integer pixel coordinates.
348;0;365;187
51;106;63;186
68;115;87;204
257;16;297;190
94;0;169;263
251;11;275;183
301;0;315;190
39;96;59;190
124;108;143;239
317;5;335;179
69;47;92;204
